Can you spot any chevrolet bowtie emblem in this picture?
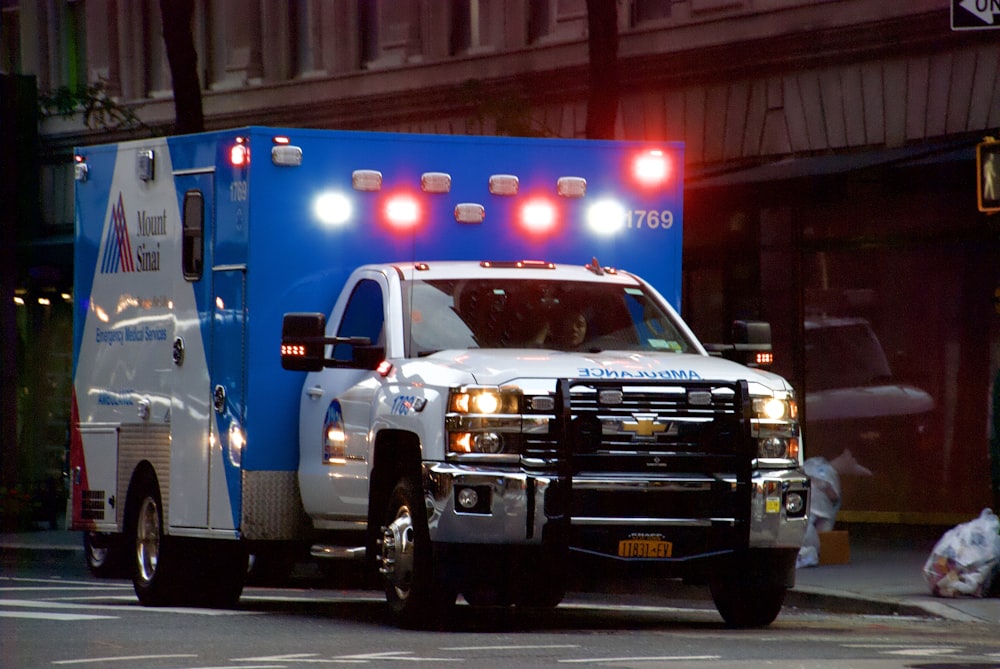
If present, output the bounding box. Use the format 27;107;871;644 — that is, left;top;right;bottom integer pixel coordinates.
622;414;667;438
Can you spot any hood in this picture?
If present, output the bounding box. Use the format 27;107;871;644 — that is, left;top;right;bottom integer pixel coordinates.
419;348;792;392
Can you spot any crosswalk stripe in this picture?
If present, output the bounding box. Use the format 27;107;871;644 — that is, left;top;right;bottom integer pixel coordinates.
0;610;116;621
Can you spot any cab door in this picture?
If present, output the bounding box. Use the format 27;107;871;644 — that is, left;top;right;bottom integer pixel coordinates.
298;272;387;525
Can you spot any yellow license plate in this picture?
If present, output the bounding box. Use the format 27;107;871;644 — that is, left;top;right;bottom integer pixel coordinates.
617;538;673;558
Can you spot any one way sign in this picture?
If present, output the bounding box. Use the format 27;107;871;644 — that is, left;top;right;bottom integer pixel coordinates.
952;0;1000;29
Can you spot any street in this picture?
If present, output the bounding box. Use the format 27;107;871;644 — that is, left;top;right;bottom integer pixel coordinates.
2;551;1000;669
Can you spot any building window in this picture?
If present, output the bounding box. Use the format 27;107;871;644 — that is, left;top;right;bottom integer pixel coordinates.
1;5;20;74
631;0;676;24
291;0;323;76
528;0;585;44
358;0;421;69
451;0;496;55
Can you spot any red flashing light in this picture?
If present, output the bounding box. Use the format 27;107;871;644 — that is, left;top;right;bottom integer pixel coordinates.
230;142;250;168
518;197;558;236
632;149;671;188
383;193;422;231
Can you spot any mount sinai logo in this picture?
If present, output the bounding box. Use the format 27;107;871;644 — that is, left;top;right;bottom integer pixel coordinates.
100;193;167;274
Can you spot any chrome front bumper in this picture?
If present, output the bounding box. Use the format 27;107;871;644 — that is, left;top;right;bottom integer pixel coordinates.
423;462;809;552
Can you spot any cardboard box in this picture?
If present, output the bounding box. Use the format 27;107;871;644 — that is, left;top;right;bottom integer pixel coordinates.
818;530;850;565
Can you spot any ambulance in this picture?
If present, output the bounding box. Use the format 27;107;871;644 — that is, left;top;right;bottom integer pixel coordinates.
71;127;807;627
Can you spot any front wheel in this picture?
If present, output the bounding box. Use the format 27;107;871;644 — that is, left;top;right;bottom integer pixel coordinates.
380;477;455;627
709;551;793;628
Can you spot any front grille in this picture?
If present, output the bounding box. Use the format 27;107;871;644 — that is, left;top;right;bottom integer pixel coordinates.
523;379;753;473
525;379;755;558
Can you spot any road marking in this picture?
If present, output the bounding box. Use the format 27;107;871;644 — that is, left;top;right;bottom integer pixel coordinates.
230;652;367;664
51;654;198;665
882;648;961;656
559;656;720;664
441;644;580;651
0;598;259;616
0;610;115;621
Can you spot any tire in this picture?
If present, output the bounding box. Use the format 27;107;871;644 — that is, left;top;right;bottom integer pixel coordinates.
83;531;122;578
380;476;455;627
128;472;180;606
709;573;786;628
516;542;567;609
194;540;248;608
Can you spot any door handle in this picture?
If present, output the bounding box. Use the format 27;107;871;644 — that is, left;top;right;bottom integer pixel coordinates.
306;386;324;399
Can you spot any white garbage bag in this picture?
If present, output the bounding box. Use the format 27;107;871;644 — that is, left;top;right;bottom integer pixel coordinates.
922;508;1000;598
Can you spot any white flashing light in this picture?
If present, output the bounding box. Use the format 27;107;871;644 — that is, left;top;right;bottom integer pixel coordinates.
557;176;587;198
272;145;303;167
352;169;383;192
455;203;485;224
489;174;519;196
421;172;452;193
587;199;626;236
314;192;353;226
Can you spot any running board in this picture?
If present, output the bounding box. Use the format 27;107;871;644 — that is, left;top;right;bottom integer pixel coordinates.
310;545;366;560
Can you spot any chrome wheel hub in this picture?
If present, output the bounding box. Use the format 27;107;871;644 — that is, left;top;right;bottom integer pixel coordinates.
380;505;416;600
135;496;160;583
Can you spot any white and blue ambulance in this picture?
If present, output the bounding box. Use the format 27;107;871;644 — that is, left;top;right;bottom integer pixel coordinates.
72;127;807;626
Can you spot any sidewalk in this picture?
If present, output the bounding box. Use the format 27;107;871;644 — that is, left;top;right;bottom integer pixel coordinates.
2;523;998;624
788;522;1000;624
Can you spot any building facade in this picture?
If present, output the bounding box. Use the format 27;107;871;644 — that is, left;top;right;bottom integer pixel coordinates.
4;0;999;524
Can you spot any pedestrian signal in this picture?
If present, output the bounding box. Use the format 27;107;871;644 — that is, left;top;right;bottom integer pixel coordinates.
977;138;1000;213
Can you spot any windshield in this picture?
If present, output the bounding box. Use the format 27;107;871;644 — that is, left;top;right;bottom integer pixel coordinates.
403;278;696;357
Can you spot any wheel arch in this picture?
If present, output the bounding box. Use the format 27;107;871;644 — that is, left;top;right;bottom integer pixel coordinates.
123;460;162;531
367;430;422;554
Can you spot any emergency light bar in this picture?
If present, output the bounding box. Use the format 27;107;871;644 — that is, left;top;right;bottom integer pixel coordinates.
556;176;587;198
455;203;485;224
272;145;303;167
421;172;452;193
489;174;519;196
353;170;383;192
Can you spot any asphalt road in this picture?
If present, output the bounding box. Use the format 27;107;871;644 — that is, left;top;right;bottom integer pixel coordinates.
3;548;1000;669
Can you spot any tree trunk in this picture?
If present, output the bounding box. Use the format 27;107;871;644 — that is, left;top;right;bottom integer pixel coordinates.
159;0;204;135
585;0;619;140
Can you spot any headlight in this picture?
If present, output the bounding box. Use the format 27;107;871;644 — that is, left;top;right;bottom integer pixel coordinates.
751;393;801;465
448;387;518;414
753;397;796;420
446;386;522;460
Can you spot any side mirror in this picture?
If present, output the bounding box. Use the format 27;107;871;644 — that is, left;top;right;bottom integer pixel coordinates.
729;320;773;367
352;345;386;371
704;320;773;367
281;313;326;372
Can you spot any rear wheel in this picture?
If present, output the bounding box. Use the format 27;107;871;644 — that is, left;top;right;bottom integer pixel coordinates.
83;531;122;578
129;473;180;606
380;476;455;627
